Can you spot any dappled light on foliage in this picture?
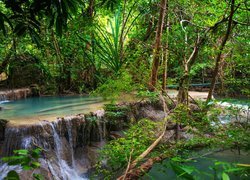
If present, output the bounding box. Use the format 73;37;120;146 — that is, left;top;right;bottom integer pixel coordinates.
0;0;249;179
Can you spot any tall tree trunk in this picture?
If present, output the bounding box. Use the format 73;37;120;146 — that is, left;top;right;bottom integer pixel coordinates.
207;0;235;101
149;0;167;91
162;0;169;93
87;0;95;18
177;34;201;104
51;31;65;93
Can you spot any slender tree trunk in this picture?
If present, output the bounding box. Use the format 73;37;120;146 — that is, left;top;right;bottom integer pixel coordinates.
149;0;167;91
162;0;169;93
177;65;189;105
51;31;65;93
87;0;95;17
177;34;201;104
144;15;154;41
207;0;235;101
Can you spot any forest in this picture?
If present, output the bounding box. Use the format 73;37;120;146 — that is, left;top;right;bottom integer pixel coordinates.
0;0;249;179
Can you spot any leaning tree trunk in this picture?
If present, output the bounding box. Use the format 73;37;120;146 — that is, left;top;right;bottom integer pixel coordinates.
162;0;169;93
149;0;167;91
207;0;235;101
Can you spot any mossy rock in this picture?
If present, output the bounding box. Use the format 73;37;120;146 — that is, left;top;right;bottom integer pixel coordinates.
104;104;130;112
104;104;130;131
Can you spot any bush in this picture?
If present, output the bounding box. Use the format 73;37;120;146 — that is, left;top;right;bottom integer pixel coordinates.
92;71;133;101
95;119;160;178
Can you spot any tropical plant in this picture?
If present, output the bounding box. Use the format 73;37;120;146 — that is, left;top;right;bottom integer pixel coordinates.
0;0;83;38
2;148;43;180
94;2;142;72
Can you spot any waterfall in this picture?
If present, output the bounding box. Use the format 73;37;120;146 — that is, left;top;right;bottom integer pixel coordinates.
0;114;107;180
50;122;86;180
0;94;9;105
0;94;6;102
0;163;22;180
0;88;32;102
65;118;76;169
21;137;33;149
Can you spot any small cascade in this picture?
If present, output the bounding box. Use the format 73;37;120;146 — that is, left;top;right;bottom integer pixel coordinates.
21;137;33;149
0;113;107;179
0;163;22;179
50;122;84;179
0;88;32;101
0;94;7;102
65;118;76;169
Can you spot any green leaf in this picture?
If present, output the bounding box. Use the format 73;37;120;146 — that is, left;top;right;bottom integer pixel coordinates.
180;165;196;174
170;162;195;180
31;148;42;159
14;150;28;156
31;161;41;168
33;173;44;180
22;165;32;171
4;170;20;180
222;172;230;180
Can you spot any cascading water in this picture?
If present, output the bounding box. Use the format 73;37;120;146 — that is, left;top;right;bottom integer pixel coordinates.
0;94;6;102
0;163;22;179
0;88;31;102
65;118;76;169
0;114;108;180
50;122;86;180
0;94;9;105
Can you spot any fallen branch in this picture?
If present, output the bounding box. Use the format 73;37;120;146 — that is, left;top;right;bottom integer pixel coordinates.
118;93;171;180
118;135;175;180
123;149;134;180
120;148;225;179
117;124;167;180
130;122;167;169
120;155;167;180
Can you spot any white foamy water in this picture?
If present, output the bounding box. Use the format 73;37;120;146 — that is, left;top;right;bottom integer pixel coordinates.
0;163;22;180
217;101;249;111
50;123;87;180
0;100;10;104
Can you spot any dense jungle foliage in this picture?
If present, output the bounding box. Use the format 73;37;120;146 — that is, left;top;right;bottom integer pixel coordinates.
0;0;249;98
0;0;249;179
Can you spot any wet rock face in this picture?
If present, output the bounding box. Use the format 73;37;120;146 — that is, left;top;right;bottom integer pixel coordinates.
128;100;167;121
0;119;8;141
0;88;32;101
1;115;107;157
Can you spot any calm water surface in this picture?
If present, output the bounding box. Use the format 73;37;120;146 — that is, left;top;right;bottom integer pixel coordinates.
0;96;104;124
142;150;250;180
